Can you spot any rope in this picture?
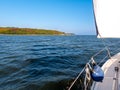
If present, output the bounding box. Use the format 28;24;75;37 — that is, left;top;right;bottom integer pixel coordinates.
67;32;120;90
68;60;92;90
84;64;91;90
84;72;87;90
97;31;112;58
68;67;85;90
68;36;120;90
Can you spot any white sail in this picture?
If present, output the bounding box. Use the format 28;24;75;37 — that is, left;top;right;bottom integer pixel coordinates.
93;0;120;38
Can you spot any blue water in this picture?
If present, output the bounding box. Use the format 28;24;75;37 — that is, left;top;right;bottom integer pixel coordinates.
0;35;120;90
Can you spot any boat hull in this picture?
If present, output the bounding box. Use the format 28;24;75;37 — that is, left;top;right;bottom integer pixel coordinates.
91;53;120;90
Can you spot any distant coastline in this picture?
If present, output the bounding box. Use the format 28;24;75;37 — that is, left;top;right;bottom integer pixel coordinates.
0;27;74;36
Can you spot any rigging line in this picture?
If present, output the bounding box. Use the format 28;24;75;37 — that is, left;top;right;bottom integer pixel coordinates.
68;67;85;90
91;46;111;67
98;55;108;66
68;60;92;90
112;48;120;54
105;40;120;55
92;0;111;59
68;45;110;90
91;47;106;58
98;33;111;58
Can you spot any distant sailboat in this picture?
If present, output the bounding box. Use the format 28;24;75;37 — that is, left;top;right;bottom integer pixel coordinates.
68;0;120;90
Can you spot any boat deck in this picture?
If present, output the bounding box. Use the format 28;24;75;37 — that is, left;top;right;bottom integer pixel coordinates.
91;53;120;90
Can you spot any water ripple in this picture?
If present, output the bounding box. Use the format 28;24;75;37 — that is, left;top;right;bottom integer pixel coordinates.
0;35;120;90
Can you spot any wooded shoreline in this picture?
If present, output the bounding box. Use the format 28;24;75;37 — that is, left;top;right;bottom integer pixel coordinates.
0;27;66;35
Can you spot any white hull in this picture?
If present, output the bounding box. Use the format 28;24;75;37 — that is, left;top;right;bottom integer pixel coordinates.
91;52;120;90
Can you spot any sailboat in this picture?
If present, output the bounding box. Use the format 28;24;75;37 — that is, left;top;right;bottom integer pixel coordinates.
68;0;120;90
91;0;120;90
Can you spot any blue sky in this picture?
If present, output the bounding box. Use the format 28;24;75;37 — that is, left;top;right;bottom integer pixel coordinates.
0;0;96;35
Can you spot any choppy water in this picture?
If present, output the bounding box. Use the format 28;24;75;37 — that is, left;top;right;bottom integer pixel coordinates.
0;35;120;90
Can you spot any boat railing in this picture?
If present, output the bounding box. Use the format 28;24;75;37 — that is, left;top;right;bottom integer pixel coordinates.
91;47;111;66
68;47;111;90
